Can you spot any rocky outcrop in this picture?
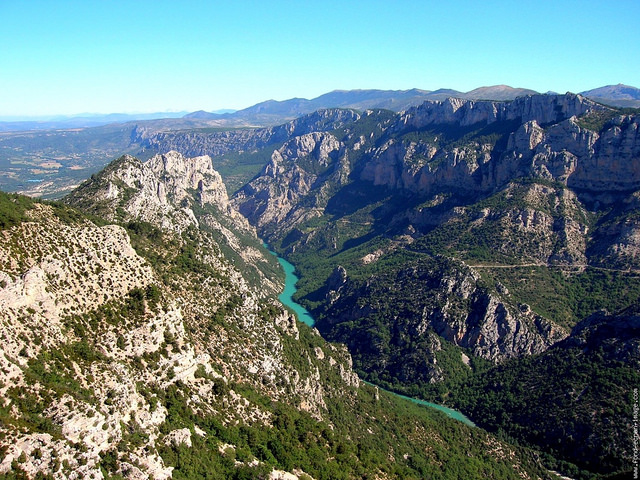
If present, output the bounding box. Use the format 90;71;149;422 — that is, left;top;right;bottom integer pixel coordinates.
562;307;640;367
325;265;348;305
64;151;289;296
396;93;599;130
568;114;640;191
360;95;640;196
236;94;639;252
67;151;240;232
233;131;348;234
319;258;566;369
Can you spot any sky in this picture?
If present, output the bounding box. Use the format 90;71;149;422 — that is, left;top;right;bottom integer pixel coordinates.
1;0;638;117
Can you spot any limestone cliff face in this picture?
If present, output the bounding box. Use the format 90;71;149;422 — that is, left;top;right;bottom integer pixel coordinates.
361;94;640;196
135;108;360;159
233;131;349;234
0;188;360;479
68;151;238;232
428;275;566;360
321;258;565;367
568;115;640;191
65;151;288;296
397;93;600;130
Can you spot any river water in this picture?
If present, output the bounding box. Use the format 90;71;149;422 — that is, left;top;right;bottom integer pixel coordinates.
268;247;476;427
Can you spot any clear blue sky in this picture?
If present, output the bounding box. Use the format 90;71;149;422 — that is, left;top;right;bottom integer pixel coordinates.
1;0;638;116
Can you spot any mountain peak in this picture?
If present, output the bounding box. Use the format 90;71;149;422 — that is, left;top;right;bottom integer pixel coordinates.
65;151;234;231
580;83;640;107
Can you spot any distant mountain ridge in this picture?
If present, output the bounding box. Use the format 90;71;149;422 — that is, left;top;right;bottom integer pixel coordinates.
0;111;190;131
182;83;640;126
580;83;640;107
189;85;540;123
1;84;637;133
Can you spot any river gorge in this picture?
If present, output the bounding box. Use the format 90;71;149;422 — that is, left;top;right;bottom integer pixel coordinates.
268;248;476;427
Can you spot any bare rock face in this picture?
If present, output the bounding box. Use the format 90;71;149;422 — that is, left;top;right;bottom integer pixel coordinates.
360;137;487;194
235;94;626;247
70;151;239;232
146;151;230;210
428;279;566;360
397;93;598;131
233;132;346;233
325;265;348;305
568;115;640;191
360;95;640;197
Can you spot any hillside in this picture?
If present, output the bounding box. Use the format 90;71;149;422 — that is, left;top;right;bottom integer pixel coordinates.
231;93;640;477
0;154;550;478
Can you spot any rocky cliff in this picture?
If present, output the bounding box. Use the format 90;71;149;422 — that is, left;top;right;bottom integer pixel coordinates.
361;94;640;196
134;109;361;160
321;257;566;365
233;130;350;235
234;94;639;240
64;150;284;297
66;151;237;231
231;92;640;384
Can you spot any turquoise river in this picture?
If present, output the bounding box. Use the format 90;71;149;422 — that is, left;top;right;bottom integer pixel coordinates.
268;248;476;427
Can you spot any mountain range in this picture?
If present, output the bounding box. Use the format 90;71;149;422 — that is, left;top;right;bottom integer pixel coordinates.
0;89;639;478
1;84;638;134
172;83;640;125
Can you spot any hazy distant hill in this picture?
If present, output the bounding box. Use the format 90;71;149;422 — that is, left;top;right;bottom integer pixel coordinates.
463;84;538;100
580;83;640;107
191;86;542;125
182;108;236;119
0;111;189;132
203;84;639;122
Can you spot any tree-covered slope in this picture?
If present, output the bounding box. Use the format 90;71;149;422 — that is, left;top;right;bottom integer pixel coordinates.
449;308;640;478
